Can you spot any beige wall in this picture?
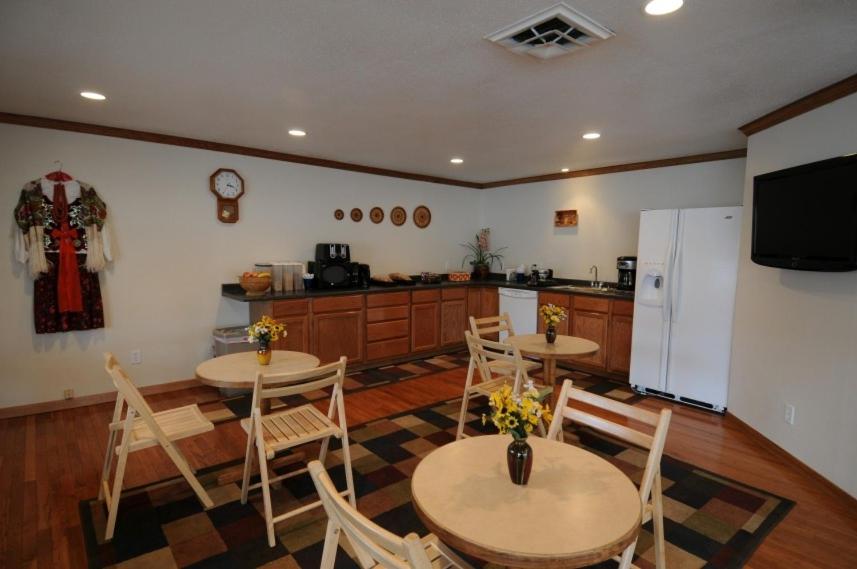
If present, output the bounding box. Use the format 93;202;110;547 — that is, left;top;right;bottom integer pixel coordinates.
729;93;857;498
0;124;482;407
479;159;746;282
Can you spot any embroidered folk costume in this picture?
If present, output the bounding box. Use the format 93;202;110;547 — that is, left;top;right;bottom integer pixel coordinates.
14;174;112;334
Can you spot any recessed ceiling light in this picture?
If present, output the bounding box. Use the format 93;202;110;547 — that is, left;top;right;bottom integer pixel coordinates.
288;129;306;137
561;168;570;173
450;157;464;164
644;0;683;16
80;91;106;101
582;132;601;140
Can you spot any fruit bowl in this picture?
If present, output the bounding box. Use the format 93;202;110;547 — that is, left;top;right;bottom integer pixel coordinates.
239;273;271;296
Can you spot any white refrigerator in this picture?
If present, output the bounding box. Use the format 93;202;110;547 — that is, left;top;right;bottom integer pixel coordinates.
629;206;742;412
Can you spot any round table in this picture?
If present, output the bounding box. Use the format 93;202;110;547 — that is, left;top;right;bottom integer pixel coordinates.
507;334;599;385
411;435;640;569
195;350;321;389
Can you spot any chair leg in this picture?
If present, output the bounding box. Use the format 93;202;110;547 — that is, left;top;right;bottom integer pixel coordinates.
617;538;637;569
318;435;330;466
339;432;358;508
104;434;132;541
240;425;256;505
160;440;214;509
653;473;667;569
98;429;117;501
456;358;477;440
320;519;340;569
257;442;277;548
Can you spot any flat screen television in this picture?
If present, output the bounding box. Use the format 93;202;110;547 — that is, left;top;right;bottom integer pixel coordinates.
752;154;857;271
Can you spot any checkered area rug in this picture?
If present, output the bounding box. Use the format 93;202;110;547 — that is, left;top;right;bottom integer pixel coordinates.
80;396;793;568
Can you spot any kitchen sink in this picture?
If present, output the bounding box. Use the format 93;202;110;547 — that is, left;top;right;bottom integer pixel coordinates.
548;284;633;297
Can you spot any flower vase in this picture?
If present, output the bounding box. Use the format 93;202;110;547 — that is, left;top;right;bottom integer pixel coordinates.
472;263;490;280
256;342;272;366
506;437;533;485
545;324;557;344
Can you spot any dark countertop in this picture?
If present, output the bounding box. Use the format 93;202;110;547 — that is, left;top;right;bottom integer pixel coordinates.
222;275;635;302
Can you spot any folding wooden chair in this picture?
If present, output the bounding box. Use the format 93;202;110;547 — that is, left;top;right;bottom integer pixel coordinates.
240;356;356;548
99;353;214;541
468;312;541;376
456;331;548;440
547;379;672;569
308;460;473;569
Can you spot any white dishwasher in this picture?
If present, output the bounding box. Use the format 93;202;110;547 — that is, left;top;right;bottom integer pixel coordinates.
498;287;538;340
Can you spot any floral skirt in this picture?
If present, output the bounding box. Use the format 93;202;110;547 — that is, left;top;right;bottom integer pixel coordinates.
33;253;104;334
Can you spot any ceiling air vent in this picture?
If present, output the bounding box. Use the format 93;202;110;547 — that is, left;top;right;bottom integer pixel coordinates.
484;2;614;60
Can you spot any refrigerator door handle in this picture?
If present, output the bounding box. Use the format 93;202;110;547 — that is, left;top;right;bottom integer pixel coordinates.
661;210;678;323
671;212;685;324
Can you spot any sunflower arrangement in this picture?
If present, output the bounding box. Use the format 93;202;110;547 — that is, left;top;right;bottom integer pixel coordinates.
539;303;568;327
483;384;553;440
247;315;286;347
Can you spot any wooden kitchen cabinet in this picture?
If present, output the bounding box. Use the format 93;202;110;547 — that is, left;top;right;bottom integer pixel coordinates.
537;292;571;335
480;287;499;320
607;300;634;375
570;310;609;369
411;289;440;352
366;292;410;361
253;299;311;353
310;295;365;364
440;288;467;346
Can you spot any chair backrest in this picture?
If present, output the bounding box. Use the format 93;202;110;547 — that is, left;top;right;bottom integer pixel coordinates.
547;379;672;508
308;460;433;569
469;311;517;339
104;352;156;420
249;357;347;419
465;331;530;391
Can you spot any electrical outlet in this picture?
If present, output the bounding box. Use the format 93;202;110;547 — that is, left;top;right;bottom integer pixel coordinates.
63;389;74;400
130;349;142;365
784;403;795;425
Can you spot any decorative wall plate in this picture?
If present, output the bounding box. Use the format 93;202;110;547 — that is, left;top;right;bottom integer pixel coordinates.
390;206;407;226
370;207;384;224
350;208;363;222
413;205;432;228
334;209;344;220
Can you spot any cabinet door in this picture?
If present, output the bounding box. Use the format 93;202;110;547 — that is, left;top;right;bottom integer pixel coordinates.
441;299;467;346
312;310;364;365
480;287;499;319
570;310;608;369
536;292;571;335
607;314;633;376
411;302;440;352
466;288;481;321
272;314;310;353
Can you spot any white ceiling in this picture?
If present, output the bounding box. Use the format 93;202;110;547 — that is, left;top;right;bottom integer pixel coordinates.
1;0;856;183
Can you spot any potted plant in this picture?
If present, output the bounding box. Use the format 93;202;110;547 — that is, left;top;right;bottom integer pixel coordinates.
247;315;286;365
483;384;553;485
461;228;506;280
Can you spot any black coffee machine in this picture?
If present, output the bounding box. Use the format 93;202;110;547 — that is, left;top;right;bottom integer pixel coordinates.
617;256;637;291
308;243;370;289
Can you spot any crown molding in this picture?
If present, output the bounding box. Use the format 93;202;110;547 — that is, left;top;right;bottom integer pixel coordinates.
739;73;857;136
480;149;747;189
0;111;747;189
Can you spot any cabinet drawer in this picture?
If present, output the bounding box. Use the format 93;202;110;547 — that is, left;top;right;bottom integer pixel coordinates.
538;292;571;308
572;295;610;313
366;291;410;308
367;305;410;323
272;299;309;318
312;294;364;313
612;299;634;316
366;337;410;361
441;288;466;300
367;319;409;342
412;289;441;303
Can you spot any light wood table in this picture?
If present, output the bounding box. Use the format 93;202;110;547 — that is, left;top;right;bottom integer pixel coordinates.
412;435;640;569
507;334;599;385
195;350;320;389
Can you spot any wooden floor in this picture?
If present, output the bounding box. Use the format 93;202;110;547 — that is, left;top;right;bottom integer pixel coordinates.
1;367;856;568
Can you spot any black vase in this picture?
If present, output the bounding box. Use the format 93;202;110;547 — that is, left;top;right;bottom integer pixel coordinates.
545;325;557;344
506;437;533;485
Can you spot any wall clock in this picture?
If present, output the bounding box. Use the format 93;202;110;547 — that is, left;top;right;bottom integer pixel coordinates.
210;168;244;223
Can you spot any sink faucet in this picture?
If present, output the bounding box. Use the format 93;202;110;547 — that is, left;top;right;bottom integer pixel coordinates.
589;265;599;288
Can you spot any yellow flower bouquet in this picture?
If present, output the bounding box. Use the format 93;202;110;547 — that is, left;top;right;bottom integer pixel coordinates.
482;384;553;440
247;315;286;365
539;303;567;344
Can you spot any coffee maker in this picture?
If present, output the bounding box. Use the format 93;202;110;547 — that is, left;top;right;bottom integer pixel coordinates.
616;256;637;291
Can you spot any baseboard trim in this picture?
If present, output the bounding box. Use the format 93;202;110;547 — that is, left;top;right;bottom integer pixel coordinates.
726;411;857;509
0;378;202;419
